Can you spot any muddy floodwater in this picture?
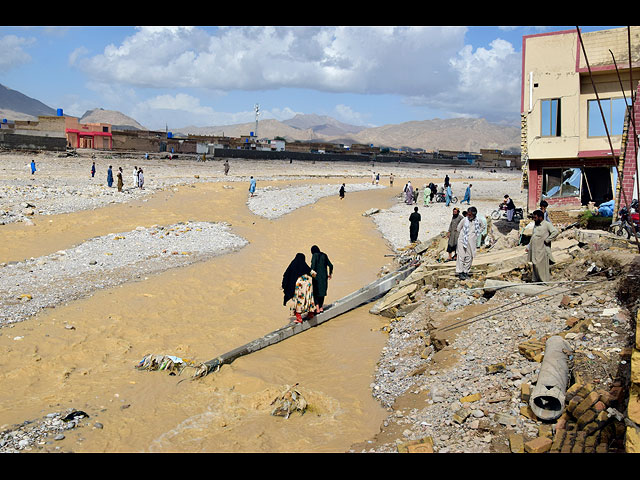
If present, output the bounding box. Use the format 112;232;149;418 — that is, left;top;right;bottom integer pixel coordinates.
0;178;404;452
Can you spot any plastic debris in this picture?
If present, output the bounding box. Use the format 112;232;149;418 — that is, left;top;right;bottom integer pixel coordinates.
270;383;308;419
135;353;208;377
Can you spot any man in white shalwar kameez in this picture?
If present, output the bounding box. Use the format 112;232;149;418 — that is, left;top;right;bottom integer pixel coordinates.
455;206;483;280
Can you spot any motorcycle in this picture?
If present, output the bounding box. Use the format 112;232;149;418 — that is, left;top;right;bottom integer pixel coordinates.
491;203;523;222
609;202;640;239
435;192;458;204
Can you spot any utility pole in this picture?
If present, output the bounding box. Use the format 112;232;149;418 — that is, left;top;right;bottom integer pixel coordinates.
254;103;260;140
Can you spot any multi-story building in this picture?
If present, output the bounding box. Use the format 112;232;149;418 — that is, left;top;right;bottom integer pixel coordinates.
521;26;640;212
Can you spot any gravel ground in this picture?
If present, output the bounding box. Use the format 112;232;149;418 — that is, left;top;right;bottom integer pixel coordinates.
355;252;635;453
0;150;534;452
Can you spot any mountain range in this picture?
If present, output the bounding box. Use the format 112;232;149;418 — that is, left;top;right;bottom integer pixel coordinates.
0;83;521;153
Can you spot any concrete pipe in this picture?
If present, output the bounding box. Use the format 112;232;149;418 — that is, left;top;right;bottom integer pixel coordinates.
529;335;573;421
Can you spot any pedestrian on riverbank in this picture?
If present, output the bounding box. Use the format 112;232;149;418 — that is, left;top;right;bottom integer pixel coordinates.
527;210;559;282
310;245;333;313
282;253;316;324
404;181;414;205
249;176;256;197
91;162;96;178
423;184;430;206
138;168;144;189
455;206;482;280
409;206;421;243
462;184;472;204
117;167;123;192
339;183;345;199
224;160;230;175
133;166;139;188
376;172;380;185
389;173;394;187
107;165;113;187
445;184;453;207
446;207;462;261
30;160;36;175
444;174;450;188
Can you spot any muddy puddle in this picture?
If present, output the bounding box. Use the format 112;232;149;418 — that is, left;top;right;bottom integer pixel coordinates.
0;177;423;452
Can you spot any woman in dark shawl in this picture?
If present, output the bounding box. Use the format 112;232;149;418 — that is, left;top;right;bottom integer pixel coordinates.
282;253;316;323
310;245;333;313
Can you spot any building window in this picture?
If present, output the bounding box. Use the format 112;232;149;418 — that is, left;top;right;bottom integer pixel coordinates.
541;98;561;137
588;97;627;137
542;167;581;198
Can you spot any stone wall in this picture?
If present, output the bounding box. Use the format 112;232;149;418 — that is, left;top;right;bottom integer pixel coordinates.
0;132;67;152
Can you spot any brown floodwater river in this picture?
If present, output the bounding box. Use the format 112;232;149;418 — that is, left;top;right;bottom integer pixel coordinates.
0;177;412;452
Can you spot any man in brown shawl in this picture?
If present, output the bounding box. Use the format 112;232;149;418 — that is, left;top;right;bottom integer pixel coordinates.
526;209;559;282
446;207;462;261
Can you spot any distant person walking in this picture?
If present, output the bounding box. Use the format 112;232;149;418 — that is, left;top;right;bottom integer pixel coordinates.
404;181;414;205
445;184;453;207
117;167;123;192
371;171;376;185
282;253;316;324
138;168;144;189
224;160;230;176
389;173;394;187
375;173;380;185
409;206;421;243
133;166;139;188
30;160;36;175
462;184;472;205
91;162;96;178
107;165;114;187
423;184;430;206
339;183;345;199
310;245;333;313
249;176;256;197
444;174;450;188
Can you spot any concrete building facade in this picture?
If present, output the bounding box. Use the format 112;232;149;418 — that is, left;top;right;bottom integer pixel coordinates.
521;27;640;212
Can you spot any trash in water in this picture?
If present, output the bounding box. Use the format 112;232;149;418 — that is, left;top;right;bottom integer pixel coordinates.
63;410;89;422
135;353;208;378
270;383;308;419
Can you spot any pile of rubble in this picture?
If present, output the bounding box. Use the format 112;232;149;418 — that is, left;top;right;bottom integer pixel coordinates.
360;224;639;453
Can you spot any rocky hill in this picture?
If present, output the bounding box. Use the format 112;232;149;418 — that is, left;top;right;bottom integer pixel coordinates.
0;84;56;120
0;83;520;152
79;108;145;131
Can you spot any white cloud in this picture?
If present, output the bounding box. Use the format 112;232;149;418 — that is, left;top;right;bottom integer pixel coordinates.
73;26;467;96
406;37;521;124
334;104;371;126
0;35;35;71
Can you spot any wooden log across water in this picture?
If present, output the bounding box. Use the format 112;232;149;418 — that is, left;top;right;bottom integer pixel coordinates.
200;262;419;377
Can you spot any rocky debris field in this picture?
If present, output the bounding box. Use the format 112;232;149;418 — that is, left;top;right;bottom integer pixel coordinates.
0;221;248;327
352;228;638;453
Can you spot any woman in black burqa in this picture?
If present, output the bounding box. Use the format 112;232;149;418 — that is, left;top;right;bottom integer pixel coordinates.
282;253;316;323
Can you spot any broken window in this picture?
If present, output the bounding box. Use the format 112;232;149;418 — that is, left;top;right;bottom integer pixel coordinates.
541;98;561;137
588;97;627;137
542;167;581;199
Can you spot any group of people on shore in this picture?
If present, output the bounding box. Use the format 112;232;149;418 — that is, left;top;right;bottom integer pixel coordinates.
101;163;144;191
282;246;334;324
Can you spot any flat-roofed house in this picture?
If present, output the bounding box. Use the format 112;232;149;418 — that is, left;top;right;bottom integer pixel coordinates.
521;27;640;213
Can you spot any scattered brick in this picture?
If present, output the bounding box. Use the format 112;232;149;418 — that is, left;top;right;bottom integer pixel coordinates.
524;436;552;454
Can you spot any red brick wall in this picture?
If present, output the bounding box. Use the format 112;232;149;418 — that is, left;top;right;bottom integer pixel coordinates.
620;86;640;205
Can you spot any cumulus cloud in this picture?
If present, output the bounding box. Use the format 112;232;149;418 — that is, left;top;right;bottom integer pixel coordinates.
73;26;467;96
406;37;521;124
0;34;35;71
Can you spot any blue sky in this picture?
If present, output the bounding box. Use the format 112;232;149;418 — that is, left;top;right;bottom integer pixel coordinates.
0;26;620;131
